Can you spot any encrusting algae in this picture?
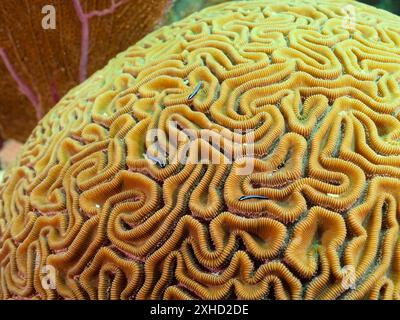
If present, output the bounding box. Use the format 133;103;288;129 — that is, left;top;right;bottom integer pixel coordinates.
1;0;400;300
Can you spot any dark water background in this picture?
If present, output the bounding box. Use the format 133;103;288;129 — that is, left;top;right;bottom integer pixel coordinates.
362;0;399;15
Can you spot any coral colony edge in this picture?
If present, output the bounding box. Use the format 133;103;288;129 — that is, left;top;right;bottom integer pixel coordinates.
1;0;400;300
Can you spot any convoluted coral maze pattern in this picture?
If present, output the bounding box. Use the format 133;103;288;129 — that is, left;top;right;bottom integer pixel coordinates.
1;0;400;300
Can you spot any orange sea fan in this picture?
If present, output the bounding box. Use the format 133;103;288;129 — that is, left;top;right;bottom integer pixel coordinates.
1;0;400;300
0;0;175;142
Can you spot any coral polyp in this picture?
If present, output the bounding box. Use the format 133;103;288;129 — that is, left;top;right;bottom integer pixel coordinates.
1;0;400;300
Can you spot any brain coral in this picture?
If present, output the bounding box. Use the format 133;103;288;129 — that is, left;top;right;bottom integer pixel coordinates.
1;0;400;300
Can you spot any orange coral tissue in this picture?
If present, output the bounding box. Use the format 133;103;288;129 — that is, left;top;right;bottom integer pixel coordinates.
1;0;400;300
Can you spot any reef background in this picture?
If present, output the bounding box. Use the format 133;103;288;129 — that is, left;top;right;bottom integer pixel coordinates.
365;0;399;15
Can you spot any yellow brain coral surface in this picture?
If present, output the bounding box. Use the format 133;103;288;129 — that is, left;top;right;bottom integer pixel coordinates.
1;0;400;300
